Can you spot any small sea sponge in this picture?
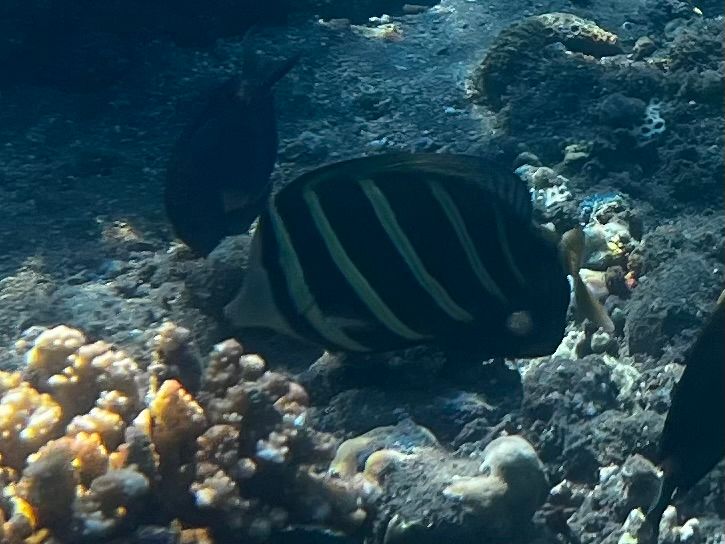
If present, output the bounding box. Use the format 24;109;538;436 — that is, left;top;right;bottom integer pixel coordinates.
536;13;619;53
632;99;665;143
239;353;267;381
478;435;549;509
443;473;509;510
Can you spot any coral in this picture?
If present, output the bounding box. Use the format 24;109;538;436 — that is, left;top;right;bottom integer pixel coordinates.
580;194;642;274
74;468;151;539
146;378;207;460
322;422;548;542
515;164;574;217
24;325;86;382
13;444;77;534
22;327;142;435
443;435;549;535
352;22;404;41
148;321;203;393
0;374;63;470
469;13;622;110
583;220;636;270
0;324;344;543
631;100;666;144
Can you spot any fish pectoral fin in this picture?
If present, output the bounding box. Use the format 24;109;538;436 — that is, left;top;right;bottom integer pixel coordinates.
573;272;615;333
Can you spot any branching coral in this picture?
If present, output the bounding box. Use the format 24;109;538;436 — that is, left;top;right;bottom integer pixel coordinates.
0;324;348;543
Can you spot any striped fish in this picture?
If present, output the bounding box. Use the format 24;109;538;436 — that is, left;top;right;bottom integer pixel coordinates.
225;153;612;355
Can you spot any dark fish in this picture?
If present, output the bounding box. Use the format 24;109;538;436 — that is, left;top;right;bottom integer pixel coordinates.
224;152;613;354
641;290;724;542
165;54;298;256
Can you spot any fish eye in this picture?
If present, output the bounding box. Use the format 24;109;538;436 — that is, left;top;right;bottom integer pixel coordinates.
506;311;533;336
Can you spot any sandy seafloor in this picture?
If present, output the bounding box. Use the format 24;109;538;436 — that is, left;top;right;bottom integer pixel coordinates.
0;0;723;542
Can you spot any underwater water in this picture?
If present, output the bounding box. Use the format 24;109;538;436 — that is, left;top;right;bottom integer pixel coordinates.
0;1;723;543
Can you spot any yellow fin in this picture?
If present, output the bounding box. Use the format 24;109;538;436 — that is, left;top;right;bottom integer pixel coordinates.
560;228;615;333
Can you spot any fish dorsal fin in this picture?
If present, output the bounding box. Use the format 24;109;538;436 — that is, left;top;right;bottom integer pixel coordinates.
241;26;259;78
284;153;532;223
241;26;299;95
560;228;615;333
260;54;300;91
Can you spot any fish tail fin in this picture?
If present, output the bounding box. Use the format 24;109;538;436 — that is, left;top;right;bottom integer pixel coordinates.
560;228;615;333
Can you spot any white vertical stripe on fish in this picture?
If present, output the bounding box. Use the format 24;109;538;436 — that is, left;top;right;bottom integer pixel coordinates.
359;178;474;323
302;188;429;341
427;180;509;306
268;199;369;351
491;205;528;288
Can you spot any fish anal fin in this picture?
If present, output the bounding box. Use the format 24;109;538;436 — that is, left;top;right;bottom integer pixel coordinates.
561;228;615;333
573;272;615;333
224;238;301;340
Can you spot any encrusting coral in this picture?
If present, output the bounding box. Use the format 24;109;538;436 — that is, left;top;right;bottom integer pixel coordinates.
469;12;622;110
321;421;549;543
0;323;352;543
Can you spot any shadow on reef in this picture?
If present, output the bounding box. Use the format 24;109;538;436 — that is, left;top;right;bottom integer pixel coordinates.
0;0;290;90
0;0;443;91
